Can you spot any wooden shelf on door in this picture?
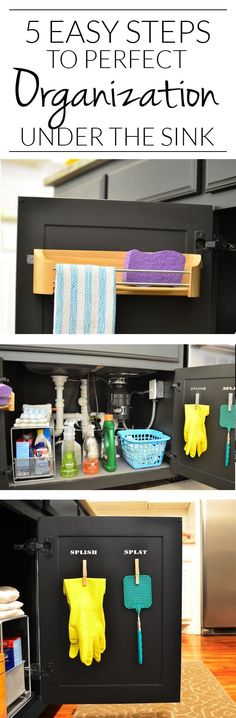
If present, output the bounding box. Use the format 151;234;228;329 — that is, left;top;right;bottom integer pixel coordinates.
32;249;201;298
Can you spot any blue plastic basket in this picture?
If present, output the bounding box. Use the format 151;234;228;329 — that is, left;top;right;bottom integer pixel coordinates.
118;429;171;470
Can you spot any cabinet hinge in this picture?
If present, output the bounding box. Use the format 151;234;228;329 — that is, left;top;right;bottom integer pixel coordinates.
30;662;54;682
172;382;182;392
14;537;53;557
195;230;217;250
195;231;236;252
195;230;206;249
0;464;12;477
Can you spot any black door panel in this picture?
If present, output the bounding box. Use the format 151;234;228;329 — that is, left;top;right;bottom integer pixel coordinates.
37;516;182;704
15;197;214;334
171;364;235;489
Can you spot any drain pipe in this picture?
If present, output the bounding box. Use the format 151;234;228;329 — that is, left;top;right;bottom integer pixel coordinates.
51;375;68;437
78;378;91;437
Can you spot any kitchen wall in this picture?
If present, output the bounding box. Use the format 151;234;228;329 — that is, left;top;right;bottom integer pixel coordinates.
82;497;236;636
188;345;235;366
83;499;202;635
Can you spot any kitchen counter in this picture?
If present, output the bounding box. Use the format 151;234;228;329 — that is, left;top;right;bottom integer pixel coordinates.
44;160;107;187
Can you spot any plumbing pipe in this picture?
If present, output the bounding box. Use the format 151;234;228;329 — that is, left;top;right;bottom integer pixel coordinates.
146;400;156;429
78;378;91;437
122;400;156;431
51;375;68;436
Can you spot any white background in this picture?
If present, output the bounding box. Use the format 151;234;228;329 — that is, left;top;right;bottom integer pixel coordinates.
1;0;236;158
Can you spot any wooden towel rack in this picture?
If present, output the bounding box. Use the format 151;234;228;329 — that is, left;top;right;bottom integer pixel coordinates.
32;249;201;298
0;392;15;412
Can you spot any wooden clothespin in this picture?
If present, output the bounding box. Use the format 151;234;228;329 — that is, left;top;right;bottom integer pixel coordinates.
82;560;87;587
228;392;233;412
135;559;140;585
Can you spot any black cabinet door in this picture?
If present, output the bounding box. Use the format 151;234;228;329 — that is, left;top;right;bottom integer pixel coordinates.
15;197;213;333
37;516;182;704
171;364;235;489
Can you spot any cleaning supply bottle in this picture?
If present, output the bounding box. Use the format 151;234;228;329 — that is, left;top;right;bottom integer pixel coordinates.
102;414;117;472
61;421;81;468
34;428;52;476
43;427;52;449
60;424;78;478
43;428;53;473
34;428;51;452
83;425;99;475
74;434;82;468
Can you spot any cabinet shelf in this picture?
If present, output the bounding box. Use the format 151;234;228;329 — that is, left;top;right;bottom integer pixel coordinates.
10;454;170;488
0;616;31;718
32;249;201;298
7;691;31;718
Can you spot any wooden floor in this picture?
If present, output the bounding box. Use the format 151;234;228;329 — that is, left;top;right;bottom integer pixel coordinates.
182;634;236;702
41;634;236;717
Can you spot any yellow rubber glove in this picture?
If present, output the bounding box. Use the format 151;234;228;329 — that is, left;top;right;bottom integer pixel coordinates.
184;404;210;458
63;578;106;666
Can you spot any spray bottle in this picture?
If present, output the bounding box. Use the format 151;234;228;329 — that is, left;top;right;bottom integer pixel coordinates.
60;424;79;478
83;425;99;475
61;420;81;468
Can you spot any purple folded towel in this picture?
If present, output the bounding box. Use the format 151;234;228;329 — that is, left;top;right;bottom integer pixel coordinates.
123;250;186;285
0;383;12;406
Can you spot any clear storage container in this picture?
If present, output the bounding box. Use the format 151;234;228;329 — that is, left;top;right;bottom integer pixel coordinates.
11;425;55;483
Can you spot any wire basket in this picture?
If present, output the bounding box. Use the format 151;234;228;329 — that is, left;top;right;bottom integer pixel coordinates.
118;429;171;470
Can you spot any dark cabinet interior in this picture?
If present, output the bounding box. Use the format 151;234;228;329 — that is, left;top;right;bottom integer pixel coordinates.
213;207;236;333
0;354;175;490
0;350;235;491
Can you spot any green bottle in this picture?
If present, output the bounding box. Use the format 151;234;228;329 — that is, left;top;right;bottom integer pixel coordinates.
102;414;117;472
60;425;78;478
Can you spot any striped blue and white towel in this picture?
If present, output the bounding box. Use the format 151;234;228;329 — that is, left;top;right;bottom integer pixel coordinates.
53;264;116;334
